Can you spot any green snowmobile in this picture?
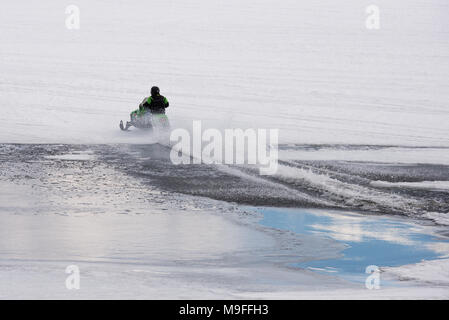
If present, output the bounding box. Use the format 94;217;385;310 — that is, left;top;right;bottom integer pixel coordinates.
120;86;170;132
120;109;170;131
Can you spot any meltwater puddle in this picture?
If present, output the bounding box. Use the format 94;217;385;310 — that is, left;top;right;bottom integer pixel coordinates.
255;207;449;284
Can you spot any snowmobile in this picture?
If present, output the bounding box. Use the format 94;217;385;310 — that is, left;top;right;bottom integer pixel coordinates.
120;109;170;132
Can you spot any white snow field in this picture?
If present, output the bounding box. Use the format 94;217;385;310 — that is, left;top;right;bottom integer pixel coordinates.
0;0;448;145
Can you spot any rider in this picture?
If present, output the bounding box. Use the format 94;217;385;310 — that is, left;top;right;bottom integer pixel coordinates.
129;86;169;126
139;86;169;115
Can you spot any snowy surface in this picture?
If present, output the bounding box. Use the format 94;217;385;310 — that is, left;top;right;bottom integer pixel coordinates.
1;0;448;145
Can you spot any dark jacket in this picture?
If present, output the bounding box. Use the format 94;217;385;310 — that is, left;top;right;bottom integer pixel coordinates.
139;95;169;114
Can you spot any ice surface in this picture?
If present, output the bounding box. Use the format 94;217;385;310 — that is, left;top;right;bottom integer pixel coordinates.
383;259;449;286
1;144;449;299
279;146;449;165
371;180;449;192
0;146;353;299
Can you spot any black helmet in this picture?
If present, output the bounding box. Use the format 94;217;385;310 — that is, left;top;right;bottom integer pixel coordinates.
151;86;160;96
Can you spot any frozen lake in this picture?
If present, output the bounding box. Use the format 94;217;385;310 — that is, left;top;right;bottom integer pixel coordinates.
1;144;448;298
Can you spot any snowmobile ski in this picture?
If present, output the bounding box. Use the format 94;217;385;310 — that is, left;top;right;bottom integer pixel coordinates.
119;120;133;131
